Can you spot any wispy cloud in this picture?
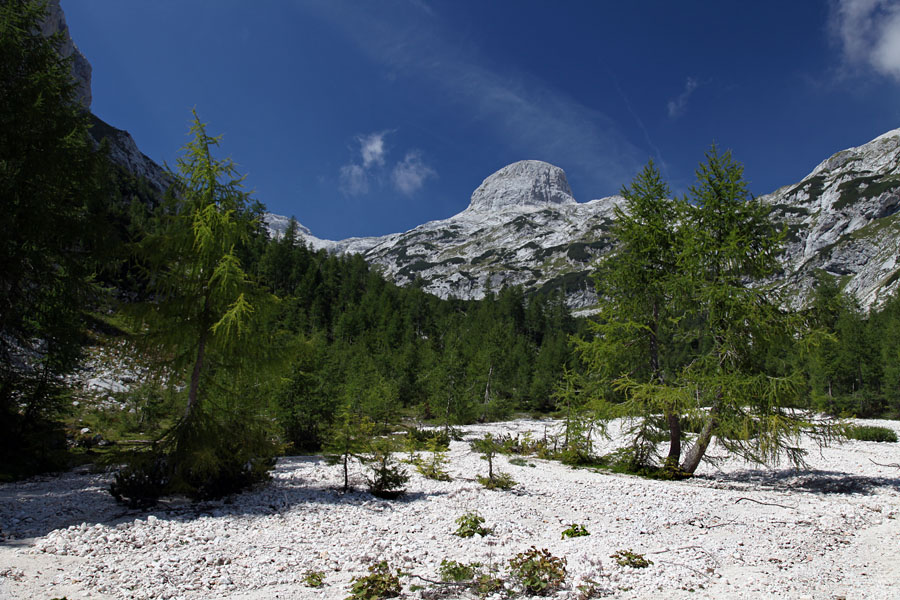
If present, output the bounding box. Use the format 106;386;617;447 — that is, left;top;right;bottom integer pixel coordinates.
339;163;368;196
830;0;900;81
667;77;699;119
392;151;436;195
302;1;642;195
340;129;436;196
359;131;389;168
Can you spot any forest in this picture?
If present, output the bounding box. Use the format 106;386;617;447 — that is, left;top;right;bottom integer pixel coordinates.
2;0;899;504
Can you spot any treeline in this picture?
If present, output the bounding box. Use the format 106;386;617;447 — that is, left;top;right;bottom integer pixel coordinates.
250;221;580;452
805;273;900;418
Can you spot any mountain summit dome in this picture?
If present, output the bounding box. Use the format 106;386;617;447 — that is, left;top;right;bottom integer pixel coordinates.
466;160;576;213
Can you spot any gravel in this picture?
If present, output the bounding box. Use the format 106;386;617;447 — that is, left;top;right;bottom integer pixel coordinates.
2;418;899;599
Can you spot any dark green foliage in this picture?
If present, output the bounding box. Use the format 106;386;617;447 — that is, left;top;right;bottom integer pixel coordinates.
845;425;897;442
561;523;590;539
611;549;652;568
508;547;567;595
346;561;402;600
438;559;480;583
453;512;492;538
109;453;169;509
303;570;325;588
0;0;117;477
470;433;515;488
412;436;451;481
366;436;409;499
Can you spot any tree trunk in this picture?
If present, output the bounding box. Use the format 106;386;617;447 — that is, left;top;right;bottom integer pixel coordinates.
665;410;681;467
680;392;721;474
185;329;207;420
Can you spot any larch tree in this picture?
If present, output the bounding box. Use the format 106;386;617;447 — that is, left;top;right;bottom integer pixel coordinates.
118;110;280;501
579;149;839;476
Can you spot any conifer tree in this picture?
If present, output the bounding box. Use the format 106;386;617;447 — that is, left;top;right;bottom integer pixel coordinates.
115;111;279;501
0;0;113;473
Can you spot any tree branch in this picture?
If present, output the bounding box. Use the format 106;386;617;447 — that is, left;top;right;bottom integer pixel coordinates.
735;497;796;509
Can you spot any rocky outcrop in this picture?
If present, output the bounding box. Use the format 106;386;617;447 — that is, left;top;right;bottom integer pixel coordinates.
761;128;900;309
466;160;576;213
40;0;92;108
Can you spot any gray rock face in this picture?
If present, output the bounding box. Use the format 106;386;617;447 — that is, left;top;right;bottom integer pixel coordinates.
761;128;900;309
40;0;92;108
268;161;623;311
466;160;576;213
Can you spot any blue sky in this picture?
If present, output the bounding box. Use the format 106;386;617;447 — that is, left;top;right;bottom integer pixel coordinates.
65;1;900;240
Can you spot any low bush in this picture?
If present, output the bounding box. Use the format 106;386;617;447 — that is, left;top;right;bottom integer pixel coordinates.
476;471;516;490
508;547;567;596
561;523;590;539
303;570;325;588
453;512;492;538
438;559;480;583
846;425;898;443
346;561;402;600
610;549;652;569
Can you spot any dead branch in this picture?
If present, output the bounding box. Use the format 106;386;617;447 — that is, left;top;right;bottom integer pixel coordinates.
735;497;797;509
869;458;900;469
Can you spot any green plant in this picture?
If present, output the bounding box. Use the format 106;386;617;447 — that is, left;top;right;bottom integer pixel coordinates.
453;512;492;538
508;547;567;596
439;559;480;582
366;436;409;499
303;570;325;588
508;457;535;468
611;549;652;568
561;523;590;539
346;561;402;600
109;452;169;509
846;425;898;443
476;471;516;490
415;436;452;481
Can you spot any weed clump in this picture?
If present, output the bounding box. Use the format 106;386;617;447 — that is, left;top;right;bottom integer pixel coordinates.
611;549;652;568
561;523;590;539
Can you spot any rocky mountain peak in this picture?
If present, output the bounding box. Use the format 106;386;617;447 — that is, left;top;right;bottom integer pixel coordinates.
466;160;576;213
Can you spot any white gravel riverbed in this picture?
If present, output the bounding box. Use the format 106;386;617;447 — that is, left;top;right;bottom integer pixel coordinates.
1;418;899;599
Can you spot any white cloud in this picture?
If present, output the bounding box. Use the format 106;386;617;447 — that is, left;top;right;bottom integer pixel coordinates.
392;151;436;195
339;163;368;196
359;131;389;168
830;0;900;81
667;77;698;119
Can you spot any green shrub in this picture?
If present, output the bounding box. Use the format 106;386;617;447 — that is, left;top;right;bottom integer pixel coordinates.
438;559;480;582
509;457;535;468
414;437;451;481
561;523;590;539
366;436;409;499
109;453;169;509
404;427;451;450
611;549;652;568
477;471;516;490
453;512;492;538
508;547;567;596
846;425;898;443
303;570;325;588
346;561;402;600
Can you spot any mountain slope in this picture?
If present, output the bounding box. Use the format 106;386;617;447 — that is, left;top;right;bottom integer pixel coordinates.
761;128;900;308
266;161;624;309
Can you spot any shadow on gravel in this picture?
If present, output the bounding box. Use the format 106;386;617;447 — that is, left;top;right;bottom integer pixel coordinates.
695;468;900;495
0;455;447;540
